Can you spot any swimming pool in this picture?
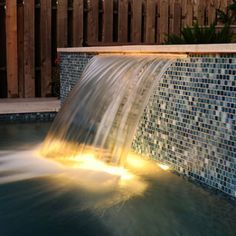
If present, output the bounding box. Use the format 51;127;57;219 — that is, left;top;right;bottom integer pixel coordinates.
0;122;235;236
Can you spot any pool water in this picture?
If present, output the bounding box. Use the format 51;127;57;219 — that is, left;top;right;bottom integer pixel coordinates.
0;122;235;236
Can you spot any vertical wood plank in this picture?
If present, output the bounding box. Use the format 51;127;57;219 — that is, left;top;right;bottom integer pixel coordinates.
6;0;18;97
87;0;99;44
192;0;198;24
145;0;156;43
220;0;228;11
73;0;83;46
181;0;187;27
156;0;161;44
182;0;194;26
118;0;128;43
172;0;181;35
159;0;169;43
197;0;206;26
132;0;142;43
17;1;24;97
169;0;174;34
214;0;221;10
207;0;215;25
24;0;35;97
0;1;7;98
181;0;193;27
207;0;221;25
185;0;193;26
41;0;51;97
103;0;113;42
57;0;68;48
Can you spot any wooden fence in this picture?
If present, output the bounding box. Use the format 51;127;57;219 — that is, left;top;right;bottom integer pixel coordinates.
0;0;234;98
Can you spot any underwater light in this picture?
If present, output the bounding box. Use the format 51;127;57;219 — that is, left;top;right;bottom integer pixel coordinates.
40;141;134;181
158;163;170;171
73;154;134;181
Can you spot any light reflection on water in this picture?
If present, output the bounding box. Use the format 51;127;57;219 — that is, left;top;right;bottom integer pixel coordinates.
0;122;236;236
0;147;153;210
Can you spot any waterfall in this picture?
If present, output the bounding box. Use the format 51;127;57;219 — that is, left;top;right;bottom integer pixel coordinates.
41;55;173;165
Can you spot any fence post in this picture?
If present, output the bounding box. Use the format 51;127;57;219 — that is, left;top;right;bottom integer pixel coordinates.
159;0;169;43
87;0;99;44
6;0;18;97
146;0;156;43
0;1;7;98
207;0;216;25
118;0;128;43
24;0;35;97
57;0;68;48
103;0;113;43
132;0;142;43
41;0;51;97
181;0;192;27
73;0;83;46
197;0;206;25
17;1;24;97
172;0;181;35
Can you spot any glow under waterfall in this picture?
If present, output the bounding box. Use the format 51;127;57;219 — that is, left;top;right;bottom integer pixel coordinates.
41;55;173;165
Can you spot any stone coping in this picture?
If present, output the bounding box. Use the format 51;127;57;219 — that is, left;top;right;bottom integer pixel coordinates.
58;44;236;54
0;98;60;114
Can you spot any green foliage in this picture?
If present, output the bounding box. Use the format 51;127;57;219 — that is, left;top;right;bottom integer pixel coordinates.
165;22;232;44
165;1;236;45
217;0;236;24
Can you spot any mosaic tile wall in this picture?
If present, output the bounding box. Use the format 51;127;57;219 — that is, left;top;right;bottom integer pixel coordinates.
60;52;236;198
60;53;94;102
133;54;236;198
0;112;57;122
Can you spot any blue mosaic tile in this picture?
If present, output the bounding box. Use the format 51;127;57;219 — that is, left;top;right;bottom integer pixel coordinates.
60;53;94;102
133;54;236;198
0;112;57;122
60;52;236;198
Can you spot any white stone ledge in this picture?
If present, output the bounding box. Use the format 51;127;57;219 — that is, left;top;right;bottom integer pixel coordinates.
58;44;236;54
0;98;60;114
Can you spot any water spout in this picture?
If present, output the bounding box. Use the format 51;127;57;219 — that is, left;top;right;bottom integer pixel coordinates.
41;55;173;166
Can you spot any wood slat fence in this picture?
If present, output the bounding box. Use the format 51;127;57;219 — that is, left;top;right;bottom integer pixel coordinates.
0;0;235;98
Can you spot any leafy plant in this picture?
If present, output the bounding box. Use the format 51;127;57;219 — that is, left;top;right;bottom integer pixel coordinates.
217;0;236;24
165;22;232;44
165;0;236;45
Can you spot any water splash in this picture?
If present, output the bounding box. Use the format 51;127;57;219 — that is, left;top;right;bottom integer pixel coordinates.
41;55;173;165
0;148;152;210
